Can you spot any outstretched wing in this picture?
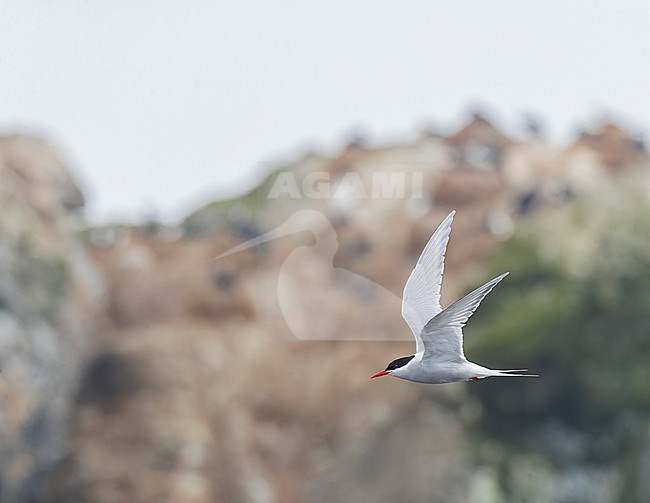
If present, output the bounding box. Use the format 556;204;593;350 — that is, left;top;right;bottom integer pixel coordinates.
420;272;509;362
402;210;455;353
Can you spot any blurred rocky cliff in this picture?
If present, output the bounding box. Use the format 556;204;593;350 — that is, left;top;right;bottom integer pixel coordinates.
0;136;106;501
1;115;650;502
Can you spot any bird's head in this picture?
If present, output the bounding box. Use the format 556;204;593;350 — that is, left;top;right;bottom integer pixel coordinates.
371;355;415;379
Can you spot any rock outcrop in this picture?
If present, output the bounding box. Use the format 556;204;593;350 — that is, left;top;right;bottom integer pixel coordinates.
0;135;106;501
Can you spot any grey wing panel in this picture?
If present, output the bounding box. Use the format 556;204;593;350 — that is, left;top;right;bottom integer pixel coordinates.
420;324;466;362
420;272;508;361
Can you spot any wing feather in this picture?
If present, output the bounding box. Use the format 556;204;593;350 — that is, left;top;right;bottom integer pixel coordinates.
401;210;455;352
420;272;508;362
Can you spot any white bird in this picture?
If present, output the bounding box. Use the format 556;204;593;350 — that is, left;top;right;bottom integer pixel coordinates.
371;210;538;383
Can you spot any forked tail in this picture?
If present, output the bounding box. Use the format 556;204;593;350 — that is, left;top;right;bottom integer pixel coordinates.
491;369;539;378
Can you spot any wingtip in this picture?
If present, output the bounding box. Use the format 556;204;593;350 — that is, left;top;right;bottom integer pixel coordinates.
442;210;456;224
490;272;509;283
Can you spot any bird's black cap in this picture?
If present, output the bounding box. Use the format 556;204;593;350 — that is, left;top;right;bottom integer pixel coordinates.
385;355;414;371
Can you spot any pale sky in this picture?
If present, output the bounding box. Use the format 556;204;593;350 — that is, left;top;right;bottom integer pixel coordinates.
1;1;649;223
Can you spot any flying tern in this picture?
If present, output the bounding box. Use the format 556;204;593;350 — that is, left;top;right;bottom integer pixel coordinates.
371;210;538;383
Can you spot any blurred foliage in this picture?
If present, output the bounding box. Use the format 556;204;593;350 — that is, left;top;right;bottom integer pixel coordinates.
464;192;650;498
13;234;70;321
182;162;304;234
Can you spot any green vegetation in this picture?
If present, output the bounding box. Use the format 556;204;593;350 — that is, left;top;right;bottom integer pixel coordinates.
464;196;650;500
182;161;307;232
13;234;70;320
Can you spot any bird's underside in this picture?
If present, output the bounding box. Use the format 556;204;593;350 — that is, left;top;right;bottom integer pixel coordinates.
392;359;536;384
